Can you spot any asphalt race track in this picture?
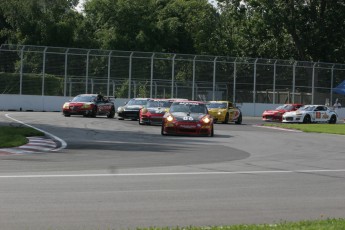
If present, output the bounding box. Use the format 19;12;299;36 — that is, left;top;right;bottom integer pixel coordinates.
0;112;344;230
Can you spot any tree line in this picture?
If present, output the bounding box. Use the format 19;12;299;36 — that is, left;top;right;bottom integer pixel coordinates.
1;0;345;64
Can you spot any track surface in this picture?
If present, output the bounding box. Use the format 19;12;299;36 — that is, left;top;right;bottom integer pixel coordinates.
0;112;344;230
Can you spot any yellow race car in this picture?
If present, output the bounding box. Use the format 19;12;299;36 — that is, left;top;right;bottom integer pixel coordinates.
207;101;242;124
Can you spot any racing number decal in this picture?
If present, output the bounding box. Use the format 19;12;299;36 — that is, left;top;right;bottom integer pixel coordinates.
183;116;194;121
316;112;321;119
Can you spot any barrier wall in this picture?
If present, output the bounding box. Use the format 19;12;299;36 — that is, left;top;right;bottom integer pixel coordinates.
0;94;344;119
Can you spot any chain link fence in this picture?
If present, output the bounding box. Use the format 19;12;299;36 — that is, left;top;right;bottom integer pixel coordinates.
1;44;344;105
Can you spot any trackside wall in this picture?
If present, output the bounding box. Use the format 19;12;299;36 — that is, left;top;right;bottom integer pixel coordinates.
0;94;344;119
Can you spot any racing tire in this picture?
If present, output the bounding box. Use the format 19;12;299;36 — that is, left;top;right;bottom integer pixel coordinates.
235;113;242;124
139;117;144;125
209;125;214;137
329;115;337;124
303;114;311;124
161;125;167;136
223;113;229;124
107;106;115;118
90;107;97;118
64;114;70;117
118;117;124;120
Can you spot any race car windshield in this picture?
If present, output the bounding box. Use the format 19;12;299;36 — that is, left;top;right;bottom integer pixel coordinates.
147;100;172;108
299;105;315;111
207;103;227;109
71;95;95;102
127;99;148;106
276;104;293;110
170;103;207;113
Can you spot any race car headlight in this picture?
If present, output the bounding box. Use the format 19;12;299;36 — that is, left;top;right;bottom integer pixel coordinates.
141;108;148;114
217;111;222;115
202;116;211;124
117;107;124;112
166;115;174;122
63;103;69;109
81;104;92;109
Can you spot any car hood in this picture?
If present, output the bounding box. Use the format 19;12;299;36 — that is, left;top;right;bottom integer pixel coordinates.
171;112;205;121
67;102;93;106
208;108;226;113
147;107;168;113
125;105;143;110
263;109;287;114
284;110;305;116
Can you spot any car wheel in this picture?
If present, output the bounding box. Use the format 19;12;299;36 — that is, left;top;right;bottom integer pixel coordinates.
161;124;167;136
303;114;311;123
107;106;115;118
90;107;97;118
235;113;242;124
64;114;70;117
329;115;337;124
223;113;229;124
209;125;214;137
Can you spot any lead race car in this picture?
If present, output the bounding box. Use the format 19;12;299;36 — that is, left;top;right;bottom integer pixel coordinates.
282;104;338;124
62;94;115;118
206;100;242;124
161;100;214;136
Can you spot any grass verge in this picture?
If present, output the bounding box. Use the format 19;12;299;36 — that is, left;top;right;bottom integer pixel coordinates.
262;123;345;135
137;218;345;229
0;126;44;148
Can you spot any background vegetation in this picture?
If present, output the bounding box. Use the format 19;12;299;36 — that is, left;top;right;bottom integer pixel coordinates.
1;0;344;64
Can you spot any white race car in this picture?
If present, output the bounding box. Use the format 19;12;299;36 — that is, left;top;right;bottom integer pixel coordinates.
282;105;338;124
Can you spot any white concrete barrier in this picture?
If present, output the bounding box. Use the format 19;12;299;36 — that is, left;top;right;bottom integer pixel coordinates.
1;94;344;119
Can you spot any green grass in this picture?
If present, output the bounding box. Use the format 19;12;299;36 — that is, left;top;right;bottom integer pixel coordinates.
262;123;345;135
0;126;44;148
136;218;345;230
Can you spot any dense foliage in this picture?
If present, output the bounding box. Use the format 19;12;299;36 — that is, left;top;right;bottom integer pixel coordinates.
0;0;344;63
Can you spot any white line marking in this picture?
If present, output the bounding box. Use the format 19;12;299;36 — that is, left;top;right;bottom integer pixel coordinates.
0;169;344;178
253;124;303;132
5;113;67;151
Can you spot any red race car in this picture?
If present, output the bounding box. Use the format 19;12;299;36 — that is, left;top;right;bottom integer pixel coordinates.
139;99;175;125
262;103;303;122
62;94;115;118
161;101;214;136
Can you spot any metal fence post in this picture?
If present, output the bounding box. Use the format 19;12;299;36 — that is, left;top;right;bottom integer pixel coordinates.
150;53;155;98
212;56;218;101
192;56;196;100
233;58;237;103
312;62;317;104
273;60;277;104
171;54;176;98
107;51;112;96
64;48;69;97
331;64;335;105
19;46;25;95
128;52;133;98
42;47;48;96
86;50;90;93
292;61;297;103
253;58;258;103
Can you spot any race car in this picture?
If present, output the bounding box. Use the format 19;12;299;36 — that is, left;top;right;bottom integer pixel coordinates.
62;94;115;118
161;100;214;136
139;99;175;125
206;101;242;124
282;104;338;124
262;103;303;122
117;98;150;120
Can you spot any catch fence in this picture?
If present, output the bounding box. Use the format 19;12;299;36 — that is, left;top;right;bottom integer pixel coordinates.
1;44;344;105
